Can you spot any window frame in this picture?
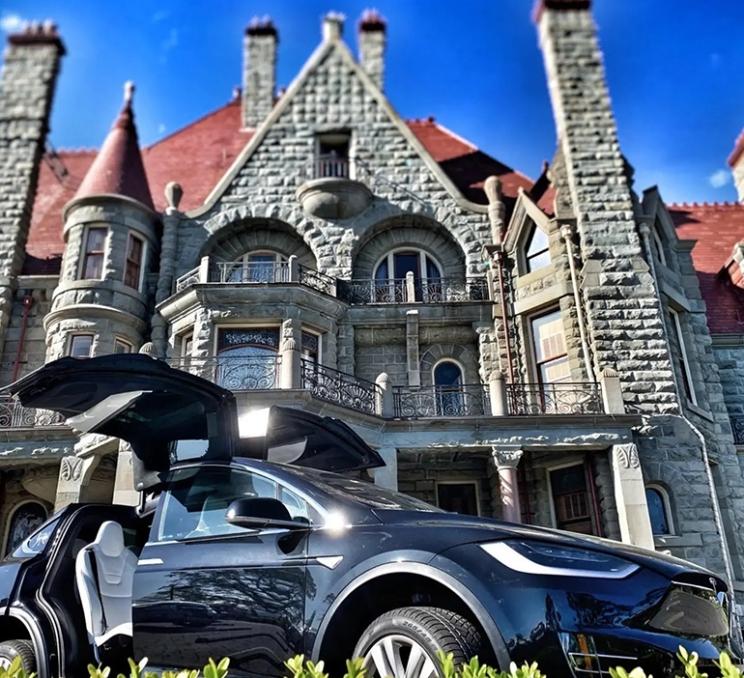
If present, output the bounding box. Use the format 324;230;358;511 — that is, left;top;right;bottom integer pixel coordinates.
545;460;597;535
2;499;48;556
79;226;108;280
435;480;481;517
668;307;697;406
113;337;133;354
373;248;443;282
315;131;352;179
651;224;667;267
68;333;94;359
645;483;675;536
124;232;146;290
523;221;551;273
528;307;570;385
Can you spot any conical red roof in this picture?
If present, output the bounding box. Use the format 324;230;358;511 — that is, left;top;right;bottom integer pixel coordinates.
73;82;154;209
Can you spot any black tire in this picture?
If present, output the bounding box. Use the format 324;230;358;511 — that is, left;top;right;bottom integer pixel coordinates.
0;639;36;674
353;607;483;678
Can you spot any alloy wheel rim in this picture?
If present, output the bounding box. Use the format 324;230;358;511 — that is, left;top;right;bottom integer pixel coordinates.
363;634;438;678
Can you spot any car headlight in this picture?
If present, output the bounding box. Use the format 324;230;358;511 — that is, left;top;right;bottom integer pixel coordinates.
481;540;640;579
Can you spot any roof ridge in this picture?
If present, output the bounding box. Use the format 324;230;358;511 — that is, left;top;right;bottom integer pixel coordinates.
145;98;240;151
47;147;98;155
669;201;744;209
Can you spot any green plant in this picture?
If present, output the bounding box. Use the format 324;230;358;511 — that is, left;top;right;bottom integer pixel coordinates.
0;656;35;678
84;656;229;678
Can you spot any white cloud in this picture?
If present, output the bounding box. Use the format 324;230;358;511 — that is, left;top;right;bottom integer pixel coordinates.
0;12;26;33
709;169;731;189
162;27;179;51
152;10;169;23
157;123;166;135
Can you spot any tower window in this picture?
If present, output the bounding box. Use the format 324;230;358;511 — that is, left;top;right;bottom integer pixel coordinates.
69;334;94;358
524;222;551;273
114;338;133;354
646;485;674;535
669;308;697;405
81;227;107;279
125;233;144;289
316;132;350;178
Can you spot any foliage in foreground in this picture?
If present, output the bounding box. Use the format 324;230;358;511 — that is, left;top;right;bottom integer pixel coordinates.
0;645;740;678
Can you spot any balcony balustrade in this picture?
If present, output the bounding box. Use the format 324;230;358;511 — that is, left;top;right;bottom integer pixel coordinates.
505;382;604;416
300;359;379;415
315;154;350;179
393;384;491;418
216;261;290;284
0;395;64;428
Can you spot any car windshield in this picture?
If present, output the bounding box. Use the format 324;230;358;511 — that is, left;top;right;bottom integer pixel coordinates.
11;515;61;559
294;469;442;512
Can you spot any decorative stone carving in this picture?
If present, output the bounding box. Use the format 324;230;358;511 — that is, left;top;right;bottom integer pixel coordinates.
614;443;640;469
491;448;523;469
296;178;373;220
60;456;83;482
164;181;183;212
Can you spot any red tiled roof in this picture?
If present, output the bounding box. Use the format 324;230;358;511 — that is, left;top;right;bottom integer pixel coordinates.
24;102;530;275
670;202;744;335
74;94;154;209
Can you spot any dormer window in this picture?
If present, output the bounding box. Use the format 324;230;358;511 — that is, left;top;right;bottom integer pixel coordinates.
316;132;350;178
651;220;667;266
524;221;550;273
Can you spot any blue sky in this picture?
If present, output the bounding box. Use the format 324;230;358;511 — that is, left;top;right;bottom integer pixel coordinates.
2;1;743;204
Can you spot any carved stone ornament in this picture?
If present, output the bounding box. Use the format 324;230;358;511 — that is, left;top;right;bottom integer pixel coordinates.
614;443;640;469
491;448;524;469
60;456;84;482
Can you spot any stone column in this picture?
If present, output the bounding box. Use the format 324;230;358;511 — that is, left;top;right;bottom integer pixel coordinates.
0;24;65;349
406;309;420;386
489;371;507;416
492;448;523;523
611;443;654;550
112;441;139;507
155;182;182;303
280;318;302;389
373;447;398;490
375;372;394;417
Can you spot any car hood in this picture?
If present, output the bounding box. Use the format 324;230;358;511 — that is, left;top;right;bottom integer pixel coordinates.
374;510;721;583
6;355;383;489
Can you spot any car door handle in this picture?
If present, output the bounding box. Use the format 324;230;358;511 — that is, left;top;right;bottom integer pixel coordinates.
138;558;164;566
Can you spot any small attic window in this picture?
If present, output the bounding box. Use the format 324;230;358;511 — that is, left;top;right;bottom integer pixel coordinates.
651;220;667;266
524;221;551;273
316;132;350;178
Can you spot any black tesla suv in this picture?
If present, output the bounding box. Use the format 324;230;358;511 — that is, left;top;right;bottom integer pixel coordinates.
0;355;737;678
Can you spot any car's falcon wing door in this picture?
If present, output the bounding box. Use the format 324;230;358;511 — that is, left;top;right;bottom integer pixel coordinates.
5;354;238;490
237;405;384;472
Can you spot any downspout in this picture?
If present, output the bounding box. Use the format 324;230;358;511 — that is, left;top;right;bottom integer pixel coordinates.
560;223;594;380
12;295;34;382
639;222;739;633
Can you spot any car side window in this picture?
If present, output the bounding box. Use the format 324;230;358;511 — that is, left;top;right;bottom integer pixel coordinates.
156;466;277;541
279;486;322;525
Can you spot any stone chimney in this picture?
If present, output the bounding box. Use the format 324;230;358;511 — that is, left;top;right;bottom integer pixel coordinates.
242;16;278;129
358;9;386;90
322;12;345;42
0;21;65;345
534;0;678;411
728;130;744;201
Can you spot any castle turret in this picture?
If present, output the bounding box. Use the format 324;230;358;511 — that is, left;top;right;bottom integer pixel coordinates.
45;83;158;359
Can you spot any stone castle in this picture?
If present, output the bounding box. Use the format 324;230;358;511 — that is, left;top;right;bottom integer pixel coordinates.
3;0;744;604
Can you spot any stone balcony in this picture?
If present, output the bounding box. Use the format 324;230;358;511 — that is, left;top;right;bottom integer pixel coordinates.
172;255;489;306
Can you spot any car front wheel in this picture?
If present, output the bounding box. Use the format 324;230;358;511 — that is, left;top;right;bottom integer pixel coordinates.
354;607;483;678
0;639;36;673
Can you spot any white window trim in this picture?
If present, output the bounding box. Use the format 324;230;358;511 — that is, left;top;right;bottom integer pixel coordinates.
67;333;95;358
78;225;109;281
645;483;675;536
373;248;443;281
2;499;48;556
523;221;551;274
124;231;147;291
435;480;481;517
669;308;698;406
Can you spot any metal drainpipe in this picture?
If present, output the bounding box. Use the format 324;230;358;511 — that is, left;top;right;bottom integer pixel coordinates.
560;223;594;381
639;223;740;633
494;251;515;383
11;295;33;382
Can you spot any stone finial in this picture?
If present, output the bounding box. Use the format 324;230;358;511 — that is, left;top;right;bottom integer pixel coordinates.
560;223;574;241
138;342;155;357
375;372;390;388
323;12;345;41
123;80;134;104
601;367;618;378
164;181;183;212
484;176;504;247
484;175;501;205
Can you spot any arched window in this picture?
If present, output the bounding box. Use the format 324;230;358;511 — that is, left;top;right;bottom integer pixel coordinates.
222;250;288;283
5;501;47;556
433;360;465;416
524;222;550;273
645;485;674;536
374;249;442;302
216;327;280;390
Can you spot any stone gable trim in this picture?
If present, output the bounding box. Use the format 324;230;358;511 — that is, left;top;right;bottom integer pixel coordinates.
190;34;488;218
504;189;553;253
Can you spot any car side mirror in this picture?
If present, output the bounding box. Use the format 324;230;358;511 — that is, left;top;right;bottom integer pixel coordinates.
226;497;307;531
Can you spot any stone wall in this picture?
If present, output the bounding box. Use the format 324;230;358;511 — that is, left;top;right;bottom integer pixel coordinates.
713;341;744;444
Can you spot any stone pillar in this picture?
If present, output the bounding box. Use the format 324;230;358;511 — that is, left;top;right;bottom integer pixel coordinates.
535;0;677;413
405;271;416;303
492;448;523;523
337;320;355;374
375;372;394;417
0;24;65;349
288;255;300;282
112;441;139;507
242;18;277;129
358;10;386;90
600;367;624;414
280;318;302;389
373;446;398;490
489;371;507;416
406;309;420;386
155;182;182;303
611;443;654;550
54;432;117;510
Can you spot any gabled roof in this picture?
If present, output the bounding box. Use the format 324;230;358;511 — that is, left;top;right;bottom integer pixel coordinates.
73;84;153;210
670;201;744;335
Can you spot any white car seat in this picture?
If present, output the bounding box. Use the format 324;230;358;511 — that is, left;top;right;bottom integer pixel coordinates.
75;521;137;659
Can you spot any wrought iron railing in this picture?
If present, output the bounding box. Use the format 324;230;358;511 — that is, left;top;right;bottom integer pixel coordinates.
299;266;336;296
315;154;350;179
301;359;379;415
175;266;200;293
393;384;491;418
730;415;744;445
0;395;65;428
216;261;290;284
417;278;489;302
168;355;281;391
340;279;407;304
505;382;604;416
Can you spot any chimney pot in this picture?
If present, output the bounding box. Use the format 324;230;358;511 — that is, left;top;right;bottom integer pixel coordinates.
323;12;345;41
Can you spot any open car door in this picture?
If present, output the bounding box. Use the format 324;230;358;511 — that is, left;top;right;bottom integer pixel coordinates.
6;355;384;488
